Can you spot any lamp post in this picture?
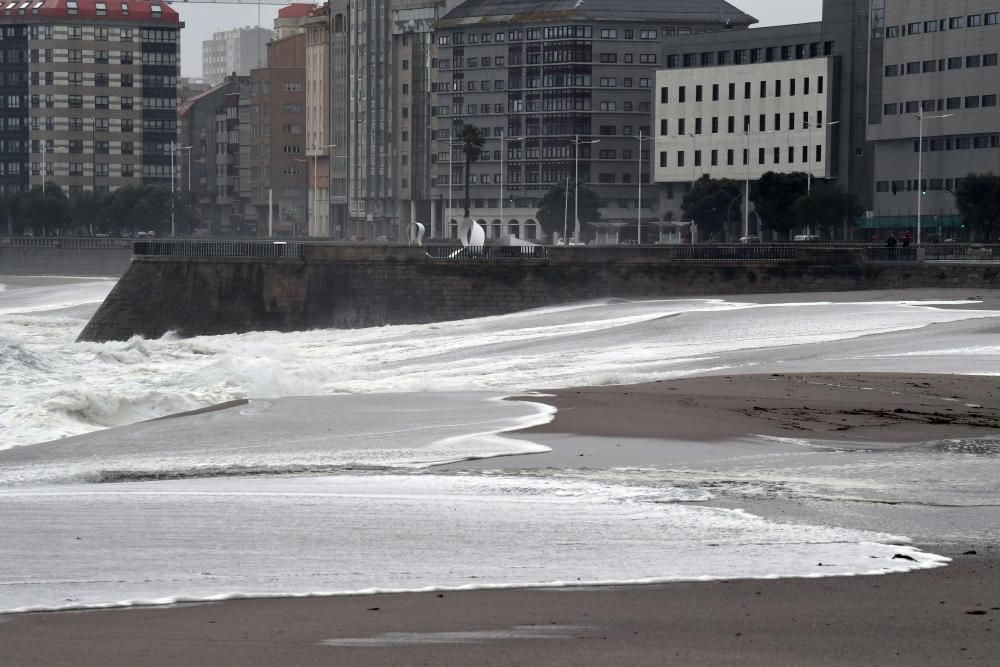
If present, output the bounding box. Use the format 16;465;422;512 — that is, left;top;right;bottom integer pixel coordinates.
571;134;600;244
804;120;839;193
437;137;461;236
741;127;783;240
913;112;953;245
743;128;750;240
631;130;652;244
170;139;176;237
492;129;523;238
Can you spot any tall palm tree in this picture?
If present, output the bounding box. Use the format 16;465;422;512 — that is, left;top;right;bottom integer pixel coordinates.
457;124;484;218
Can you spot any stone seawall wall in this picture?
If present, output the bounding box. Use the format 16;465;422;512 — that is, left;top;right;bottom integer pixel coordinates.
77;245;999;342
0;245;133;277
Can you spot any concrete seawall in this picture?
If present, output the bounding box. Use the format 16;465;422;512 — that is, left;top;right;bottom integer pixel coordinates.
77;244;999;342
0;241;133;277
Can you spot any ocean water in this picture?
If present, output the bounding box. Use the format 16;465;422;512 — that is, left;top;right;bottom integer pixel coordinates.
1;277;998;613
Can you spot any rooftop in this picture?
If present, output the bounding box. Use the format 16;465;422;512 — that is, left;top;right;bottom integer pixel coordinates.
277;3;314;19
440;0;756;25
0;0;180;23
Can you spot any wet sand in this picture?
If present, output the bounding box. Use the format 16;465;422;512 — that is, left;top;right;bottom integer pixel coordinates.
2;371;999;665
1;549;996;666
522;372;1000;445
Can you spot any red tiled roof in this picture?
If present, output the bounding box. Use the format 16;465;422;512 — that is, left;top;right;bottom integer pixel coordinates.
277;3;314;19
0;0;180;23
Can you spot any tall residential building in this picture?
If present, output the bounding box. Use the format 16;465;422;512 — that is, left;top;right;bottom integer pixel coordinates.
246;32;308;236
178;75;249;235
0;0;182;196
867;0;1000;235
304;2;332;236
327;0;448;242
428;0;755;242
201;26;272;85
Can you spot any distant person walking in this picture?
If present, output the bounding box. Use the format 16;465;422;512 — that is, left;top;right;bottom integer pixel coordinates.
901;230;913;248
886;234;898;248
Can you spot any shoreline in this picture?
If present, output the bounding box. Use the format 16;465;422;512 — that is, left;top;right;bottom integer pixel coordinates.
1;547;995;666
3;370;998;663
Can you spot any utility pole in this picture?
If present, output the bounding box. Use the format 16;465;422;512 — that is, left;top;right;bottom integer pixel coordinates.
572;134;600;244
170;139;176;237
913;112;953;245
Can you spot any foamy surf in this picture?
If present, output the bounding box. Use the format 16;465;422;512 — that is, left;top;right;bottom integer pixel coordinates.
0;473;949;615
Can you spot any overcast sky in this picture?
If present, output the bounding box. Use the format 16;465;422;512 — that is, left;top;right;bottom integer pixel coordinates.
176;0;825;78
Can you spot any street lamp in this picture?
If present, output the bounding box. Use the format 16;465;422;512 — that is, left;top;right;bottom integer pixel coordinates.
913;112;953;245
741;127;783;240
437;137;462;236
571;134;600;244
631;130;652;244
170;140;176;237
490;129;523;239
804;120;839;193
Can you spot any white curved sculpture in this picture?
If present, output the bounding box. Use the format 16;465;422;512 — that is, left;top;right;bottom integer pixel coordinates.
407;221;425;246
458;217;486;247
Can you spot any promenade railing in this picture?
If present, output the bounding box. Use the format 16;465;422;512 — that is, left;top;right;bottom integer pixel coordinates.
133;240;306;259
425;245;549;262
0;237;133;249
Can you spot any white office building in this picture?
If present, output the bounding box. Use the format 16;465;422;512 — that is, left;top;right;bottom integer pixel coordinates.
653;58;836;189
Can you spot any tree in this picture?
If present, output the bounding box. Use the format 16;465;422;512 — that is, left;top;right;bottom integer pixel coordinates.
105;185;174;236
954;173;1000;242
535;180;602;241
69;191;111;234
17;183;70;235
791;184;863;240
750;171;809;239
456;124;484;218
681;176;743;241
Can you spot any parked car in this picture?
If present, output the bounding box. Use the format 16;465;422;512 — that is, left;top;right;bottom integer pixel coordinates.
739;235;761;243
792;234;821;242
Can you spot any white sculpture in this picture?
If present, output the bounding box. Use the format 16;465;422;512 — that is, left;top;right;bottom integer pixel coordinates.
407;221;425;246
458;217;486;247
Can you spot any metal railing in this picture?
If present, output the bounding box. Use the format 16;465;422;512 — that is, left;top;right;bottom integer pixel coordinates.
133;240;306;259
0;237;134;249
425;245;549;262
863;246;919;263
922;244;999;260
664;244;802;262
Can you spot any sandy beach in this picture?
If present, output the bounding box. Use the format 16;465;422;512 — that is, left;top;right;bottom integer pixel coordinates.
2;371;998;665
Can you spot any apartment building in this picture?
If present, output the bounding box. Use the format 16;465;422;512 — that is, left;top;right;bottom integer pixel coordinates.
0;0;181;196
246;32;307;236
304;2;332;237
327;0;446;241
201;26;271;86
273;2;312;40
428;0;755;242
178;75;249;234
868;0;1000;233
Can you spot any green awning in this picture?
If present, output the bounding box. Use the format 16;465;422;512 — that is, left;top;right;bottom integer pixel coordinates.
855;215;962;229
